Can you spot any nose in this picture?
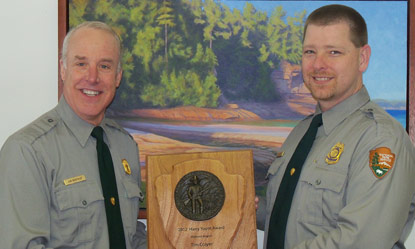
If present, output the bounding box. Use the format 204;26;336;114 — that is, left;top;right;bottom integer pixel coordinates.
87;65;99;83
313;53;327;70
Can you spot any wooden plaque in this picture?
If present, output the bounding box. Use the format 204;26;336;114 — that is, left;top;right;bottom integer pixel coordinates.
146;150;257;249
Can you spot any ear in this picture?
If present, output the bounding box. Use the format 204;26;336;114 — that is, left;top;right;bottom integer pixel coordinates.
359;44;371;73
59;59;66;81
115;70;123;88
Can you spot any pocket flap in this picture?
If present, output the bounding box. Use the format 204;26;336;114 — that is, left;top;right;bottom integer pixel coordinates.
122;179;144;201
56;181;104;211
302;169;346;193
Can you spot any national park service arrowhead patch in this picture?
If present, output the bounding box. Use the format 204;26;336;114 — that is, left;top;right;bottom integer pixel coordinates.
369;147;395;179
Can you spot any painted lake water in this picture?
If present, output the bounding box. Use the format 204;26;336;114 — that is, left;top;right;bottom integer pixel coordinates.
386;109;406;129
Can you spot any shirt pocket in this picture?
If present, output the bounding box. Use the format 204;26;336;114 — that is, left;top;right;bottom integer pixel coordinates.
55;181;104;243
297;168;346;226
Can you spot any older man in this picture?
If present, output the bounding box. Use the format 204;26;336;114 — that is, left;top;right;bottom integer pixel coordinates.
257;4;415;249
0;21;146;249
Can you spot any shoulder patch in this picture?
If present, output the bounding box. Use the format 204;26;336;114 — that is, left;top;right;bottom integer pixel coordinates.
369;147;395;179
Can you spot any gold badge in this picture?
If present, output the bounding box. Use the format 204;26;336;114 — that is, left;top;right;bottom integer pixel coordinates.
122;159;131;175
110;197;116;206
369;147;395;179
326;142;344;165
290;168;295;176
64;175;86;186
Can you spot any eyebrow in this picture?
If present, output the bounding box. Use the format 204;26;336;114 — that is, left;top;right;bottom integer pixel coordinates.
100;58;115;64
303;45;344;50
73;56;115;64
74;55;87;60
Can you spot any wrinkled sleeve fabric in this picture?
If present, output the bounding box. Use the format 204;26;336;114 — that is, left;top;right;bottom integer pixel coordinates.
256;196;267;231
132;220;147;249
0;137;52;249
130;144;147;249
292;130;415;249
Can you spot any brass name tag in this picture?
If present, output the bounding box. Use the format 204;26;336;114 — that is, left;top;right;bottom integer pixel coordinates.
64;175;86;186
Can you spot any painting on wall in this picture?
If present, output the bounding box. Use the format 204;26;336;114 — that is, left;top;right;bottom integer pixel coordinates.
60;0;412;208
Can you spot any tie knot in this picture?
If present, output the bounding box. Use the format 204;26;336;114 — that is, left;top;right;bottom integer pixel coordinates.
91;126;104;141
311;113;323;128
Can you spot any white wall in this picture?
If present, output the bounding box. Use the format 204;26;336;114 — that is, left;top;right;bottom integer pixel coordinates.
0;0;58;146
0;1;414;248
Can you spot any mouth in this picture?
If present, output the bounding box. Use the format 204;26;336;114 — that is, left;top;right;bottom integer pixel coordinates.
82;89;101;97
313;76;333;81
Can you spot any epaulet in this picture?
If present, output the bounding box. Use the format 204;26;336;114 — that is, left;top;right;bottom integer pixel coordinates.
359;103;377;121
17;110;59;144
105;118;134;140
359;102;401;137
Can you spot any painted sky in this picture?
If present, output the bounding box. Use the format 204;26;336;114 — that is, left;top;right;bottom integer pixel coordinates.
223;1;408;102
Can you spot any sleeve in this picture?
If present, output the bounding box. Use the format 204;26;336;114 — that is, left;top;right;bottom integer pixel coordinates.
293;131;415;249
132;220;148;249
256;196;267;231
130;142;147;249
0;138;53;249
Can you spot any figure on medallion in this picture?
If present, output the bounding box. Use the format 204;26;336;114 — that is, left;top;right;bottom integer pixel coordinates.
187;175;204;214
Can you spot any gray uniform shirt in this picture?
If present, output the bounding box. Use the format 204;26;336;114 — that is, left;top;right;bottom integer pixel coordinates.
258;86;415;249
0;97;147;249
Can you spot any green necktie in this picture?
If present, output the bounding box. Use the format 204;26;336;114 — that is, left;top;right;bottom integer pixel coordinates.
91;126;127;249
267;113;323;249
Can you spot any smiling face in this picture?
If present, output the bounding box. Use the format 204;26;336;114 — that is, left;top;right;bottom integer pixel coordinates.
60;27;122;126
302;22;370;111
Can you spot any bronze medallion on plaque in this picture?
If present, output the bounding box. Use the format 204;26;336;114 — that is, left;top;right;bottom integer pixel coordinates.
174;170;225;221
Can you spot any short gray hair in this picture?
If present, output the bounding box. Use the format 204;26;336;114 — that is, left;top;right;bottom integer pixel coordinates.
61;21;122;72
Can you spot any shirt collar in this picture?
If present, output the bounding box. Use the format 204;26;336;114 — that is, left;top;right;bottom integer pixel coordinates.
317;86;371;135
57;96;104;147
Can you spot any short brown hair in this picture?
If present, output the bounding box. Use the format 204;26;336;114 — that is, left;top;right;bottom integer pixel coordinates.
303;4;368;47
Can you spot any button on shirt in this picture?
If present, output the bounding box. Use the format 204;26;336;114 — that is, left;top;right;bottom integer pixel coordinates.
259;86;415;249
0;97;146;249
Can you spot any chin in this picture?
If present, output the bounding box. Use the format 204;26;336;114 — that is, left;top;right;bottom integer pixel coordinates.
310;90;334;101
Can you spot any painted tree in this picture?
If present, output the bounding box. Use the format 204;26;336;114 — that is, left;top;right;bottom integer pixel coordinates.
239;3;267;48
260;6;287;68
285;10;306;64
68;0;306;108
156;0;175;64
69;0;90;27
190;0;231;49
